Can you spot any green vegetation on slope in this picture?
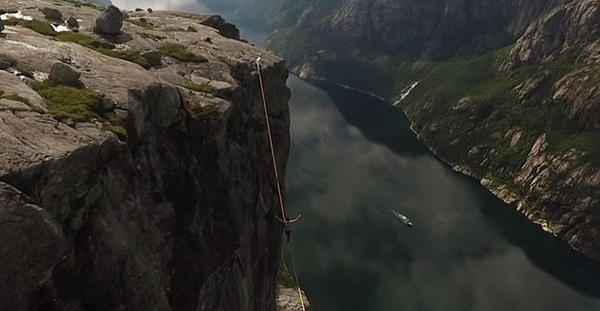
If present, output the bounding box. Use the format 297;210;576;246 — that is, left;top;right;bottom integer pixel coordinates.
159;43;208;63
399;46;600;174
56;32;152;69
32;80;126;138
32;80;103;121
181;82;213;93
6;19;152;69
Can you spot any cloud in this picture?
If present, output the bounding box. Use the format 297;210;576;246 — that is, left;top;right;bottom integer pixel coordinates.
112;0;207;11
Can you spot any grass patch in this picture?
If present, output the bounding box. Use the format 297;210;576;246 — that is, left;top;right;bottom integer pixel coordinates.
56;32;152;69
32;80;103;121
102;49;151;69
56;31;114;49
21;19;58;36
8;19;152;69
181;82;213;93
32;81;128;139
159;43;207;63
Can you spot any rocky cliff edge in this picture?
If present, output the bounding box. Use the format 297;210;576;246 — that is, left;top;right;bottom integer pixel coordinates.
0;0;291;310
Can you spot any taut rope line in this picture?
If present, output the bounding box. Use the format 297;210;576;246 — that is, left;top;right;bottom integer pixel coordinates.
255;57;307;311
256;57;287;221
288;246;308;311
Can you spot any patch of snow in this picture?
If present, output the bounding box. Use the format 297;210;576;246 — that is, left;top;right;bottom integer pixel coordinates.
51;24;71;32
0;11;33;21
114;43;130;50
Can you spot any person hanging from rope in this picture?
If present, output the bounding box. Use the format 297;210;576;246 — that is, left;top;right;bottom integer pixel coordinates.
276;214;301;242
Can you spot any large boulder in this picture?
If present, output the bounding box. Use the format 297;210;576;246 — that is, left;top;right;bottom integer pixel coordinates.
200;15;240;40
141;50;161;67
94;5;123;36
41;7;62;20
49;62;81;86
66;16;79;29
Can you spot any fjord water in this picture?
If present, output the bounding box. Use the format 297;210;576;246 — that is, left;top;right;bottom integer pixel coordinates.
185;6;600;310
283;77;600;311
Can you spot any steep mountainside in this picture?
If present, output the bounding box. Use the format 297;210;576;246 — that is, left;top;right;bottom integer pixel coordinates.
0;1;291;310
263;0;600;260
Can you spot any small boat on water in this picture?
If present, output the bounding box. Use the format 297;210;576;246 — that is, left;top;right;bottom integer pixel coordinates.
390;210;413;227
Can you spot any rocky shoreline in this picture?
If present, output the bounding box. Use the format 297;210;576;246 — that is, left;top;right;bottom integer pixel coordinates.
403;112;600;261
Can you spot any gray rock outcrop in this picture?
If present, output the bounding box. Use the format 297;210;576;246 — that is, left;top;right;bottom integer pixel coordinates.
201;15;240;40
0;183;67;311
505;0;600;69
41;7;62;20
49;62;81;86
0;0;291;309
140;50;161;67
66;16;79;29
94;5;123;36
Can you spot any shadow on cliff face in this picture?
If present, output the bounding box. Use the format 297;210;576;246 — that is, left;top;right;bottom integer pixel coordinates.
305;79;429;159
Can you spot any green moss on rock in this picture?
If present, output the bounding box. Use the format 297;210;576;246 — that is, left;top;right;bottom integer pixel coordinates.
159;43;207;63
32;80;103;121
181;82;213;93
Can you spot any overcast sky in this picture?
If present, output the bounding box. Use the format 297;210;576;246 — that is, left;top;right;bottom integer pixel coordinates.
112;0;208;11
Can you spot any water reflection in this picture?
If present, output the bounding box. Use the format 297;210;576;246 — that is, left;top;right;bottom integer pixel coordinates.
286;76;600;311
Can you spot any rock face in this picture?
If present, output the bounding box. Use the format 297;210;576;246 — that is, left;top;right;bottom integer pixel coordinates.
262;0;571;93
0;183;67;311
201;15;241;40
49;62;82;86
41;7;62;20
0;0;290;310
66;16;79;29
261;0;600;260
94;5;123;36
276;286;310;311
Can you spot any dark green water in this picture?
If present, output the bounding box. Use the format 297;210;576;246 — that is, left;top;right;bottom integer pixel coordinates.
283;76;600;311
